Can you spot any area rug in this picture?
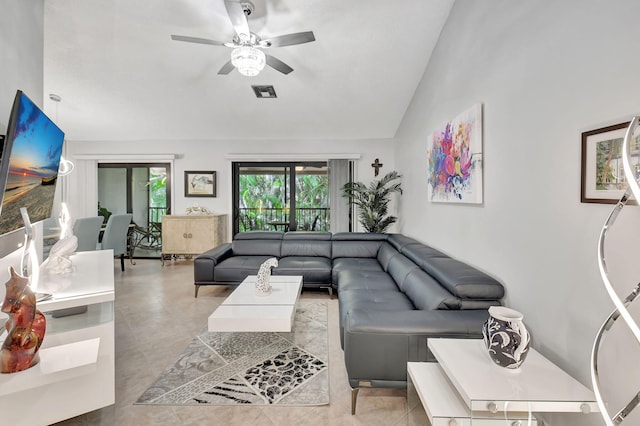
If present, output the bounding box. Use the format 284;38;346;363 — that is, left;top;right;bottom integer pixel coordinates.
136;301;328;406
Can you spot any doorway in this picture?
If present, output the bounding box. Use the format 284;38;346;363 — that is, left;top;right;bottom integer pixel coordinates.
97;163;171;257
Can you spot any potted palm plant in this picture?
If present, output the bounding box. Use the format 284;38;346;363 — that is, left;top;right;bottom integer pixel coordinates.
341;171;403;233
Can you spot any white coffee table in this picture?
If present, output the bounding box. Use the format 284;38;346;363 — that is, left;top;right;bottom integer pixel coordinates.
208;275;303;332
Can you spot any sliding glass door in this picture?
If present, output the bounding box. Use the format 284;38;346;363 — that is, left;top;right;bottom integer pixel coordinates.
97;163;171;257
232;162;329;235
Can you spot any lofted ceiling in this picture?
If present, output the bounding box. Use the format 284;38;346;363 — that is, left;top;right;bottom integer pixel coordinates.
43;0;454;142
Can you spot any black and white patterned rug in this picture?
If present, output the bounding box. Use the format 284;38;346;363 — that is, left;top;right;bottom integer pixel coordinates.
136;301;329;406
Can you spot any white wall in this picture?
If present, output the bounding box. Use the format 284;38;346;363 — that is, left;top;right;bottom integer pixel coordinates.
396;1;640;424
65;138;396;237
0;0;44;123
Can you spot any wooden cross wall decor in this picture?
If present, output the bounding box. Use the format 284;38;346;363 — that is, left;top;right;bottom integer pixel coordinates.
371;158;383;176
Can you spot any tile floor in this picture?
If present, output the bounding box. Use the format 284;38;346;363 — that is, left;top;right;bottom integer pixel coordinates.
53;259;411;426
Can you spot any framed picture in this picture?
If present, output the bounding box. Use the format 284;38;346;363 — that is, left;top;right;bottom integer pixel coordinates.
427;103;483;204
581;122;639;204
184;171;216;197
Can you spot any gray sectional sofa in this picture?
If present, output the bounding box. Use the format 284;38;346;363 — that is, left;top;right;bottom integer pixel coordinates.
194;231;334;296
194;231;505;413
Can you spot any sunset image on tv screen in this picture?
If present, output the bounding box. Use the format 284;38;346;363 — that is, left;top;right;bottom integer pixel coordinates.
0;92;64;234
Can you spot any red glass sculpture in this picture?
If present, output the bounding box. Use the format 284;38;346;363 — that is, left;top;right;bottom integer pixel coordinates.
1;266;46;373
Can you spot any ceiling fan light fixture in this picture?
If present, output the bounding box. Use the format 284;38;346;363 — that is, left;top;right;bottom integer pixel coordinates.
231;46;265;77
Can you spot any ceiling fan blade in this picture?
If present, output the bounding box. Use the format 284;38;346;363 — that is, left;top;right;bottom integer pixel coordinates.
265;54;293;75
261;31;316;48
217;60;235;75
224;0;251;39
171;35;227;46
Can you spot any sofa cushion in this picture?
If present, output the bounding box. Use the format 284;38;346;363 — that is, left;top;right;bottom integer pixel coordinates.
332;241;383;259
332;232;388;242
234;231;284;240
386;233;423;251
338;290;415;317
332;257;383;285
283;232;332;241
376;242;399;271
386;253;419;291
232;235;282;257
337;270;399;292
281;233;332;258
401;244;449;271
213;255;275;282
420;257;505;300
331;232;387;259
459;300;502;309
338;288;415;345
273;256;331;283
402;269;460;310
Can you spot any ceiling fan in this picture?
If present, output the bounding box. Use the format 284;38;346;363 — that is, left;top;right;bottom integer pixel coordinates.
171;0;316;76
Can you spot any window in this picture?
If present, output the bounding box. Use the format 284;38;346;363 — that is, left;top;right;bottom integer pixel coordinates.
232;162;329;234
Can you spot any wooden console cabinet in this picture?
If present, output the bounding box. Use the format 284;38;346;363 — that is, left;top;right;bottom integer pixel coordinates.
161;214;227;264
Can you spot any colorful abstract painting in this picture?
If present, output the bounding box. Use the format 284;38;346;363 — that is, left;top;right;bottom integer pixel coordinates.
427;104;483;204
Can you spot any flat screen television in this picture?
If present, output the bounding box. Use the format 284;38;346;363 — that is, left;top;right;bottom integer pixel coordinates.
0;90;65;236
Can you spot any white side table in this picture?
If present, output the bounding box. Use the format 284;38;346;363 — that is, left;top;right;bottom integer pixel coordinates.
407;338;598;425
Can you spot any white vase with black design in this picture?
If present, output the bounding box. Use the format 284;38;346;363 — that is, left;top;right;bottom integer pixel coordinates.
482;306;530;370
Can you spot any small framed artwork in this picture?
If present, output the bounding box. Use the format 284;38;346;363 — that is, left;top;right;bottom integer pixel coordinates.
184;170;216;197
581;122;639;204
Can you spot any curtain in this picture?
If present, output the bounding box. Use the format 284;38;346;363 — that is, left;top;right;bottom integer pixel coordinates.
328;159;351;233
69;159;98;219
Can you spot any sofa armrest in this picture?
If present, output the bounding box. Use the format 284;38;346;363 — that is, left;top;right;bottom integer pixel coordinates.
343;309;488;387
194;243;232;283
200;243;233;262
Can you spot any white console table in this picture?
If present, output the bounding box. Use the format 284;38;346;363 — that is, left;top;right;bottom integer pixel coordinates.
407;338;599;425
0;250;115;426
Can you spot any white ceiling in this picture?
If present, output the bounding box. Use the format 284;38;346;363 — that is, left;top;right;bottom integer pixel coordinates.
43;0;454;142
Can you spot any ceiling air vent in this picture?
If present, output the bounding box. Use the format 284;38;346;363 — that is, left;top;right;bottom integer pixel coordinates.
252;85;277;99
